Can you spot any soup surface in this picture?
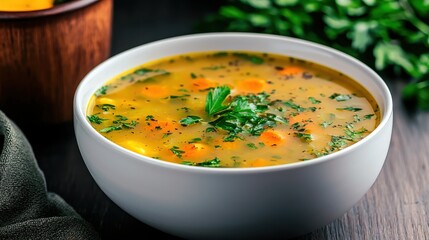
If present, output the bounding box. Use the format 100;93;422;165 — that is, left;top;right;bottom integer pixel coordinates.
87;51;379;168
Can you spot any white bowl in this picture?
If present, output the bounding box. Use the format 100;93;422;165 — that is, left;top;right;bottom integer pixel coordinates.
74;33;393;239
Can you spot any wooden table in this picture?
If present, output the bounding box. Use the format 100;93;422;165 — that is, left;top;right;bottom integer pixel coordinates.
22;1;429;239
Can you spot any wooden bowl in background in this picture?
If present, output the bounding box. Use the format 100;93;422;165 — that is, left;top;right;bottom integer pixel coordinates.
0;0;112;123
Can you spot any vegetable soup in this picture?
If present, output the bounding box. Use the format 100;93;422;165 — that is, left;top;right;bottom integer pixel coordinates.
87;51;379;168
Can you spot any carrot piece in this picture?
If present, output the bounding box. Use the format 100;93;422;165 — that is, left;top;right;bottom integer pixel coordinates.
251;159;272;167
236;78;266;93
259;130;285;146
141;85;169;99
191;78;216;90
278;66;304;75
182;143;209;158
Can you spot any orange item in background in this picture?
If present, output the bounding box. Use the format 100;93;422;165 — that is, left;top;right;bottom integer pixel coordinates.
0;0;54;12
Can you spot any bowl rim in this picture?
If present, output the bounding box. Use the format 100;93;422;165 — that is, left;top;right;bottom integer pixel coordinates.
0;0;98;20
74;32;393;174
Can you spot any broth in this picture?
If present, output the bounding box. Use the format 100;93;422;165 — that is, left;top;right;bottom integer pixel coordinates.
87;51;379;168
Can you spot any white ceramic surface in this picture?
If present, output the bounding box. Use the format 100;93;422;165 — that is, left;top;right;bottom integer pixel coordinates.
74;33;393;239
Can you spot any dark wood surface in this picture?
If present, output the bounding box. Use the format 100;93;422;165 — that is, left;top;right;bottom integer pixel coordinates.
18;1;429;239
0;0;112;123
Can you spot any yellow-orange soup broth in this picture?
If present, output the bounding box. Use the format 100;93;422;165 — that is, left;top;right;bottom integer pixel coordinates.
87;51;379;168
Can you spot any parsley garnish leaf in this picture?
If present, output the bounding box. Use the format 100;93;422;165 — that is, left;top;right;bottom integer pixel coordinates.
205;86;231;116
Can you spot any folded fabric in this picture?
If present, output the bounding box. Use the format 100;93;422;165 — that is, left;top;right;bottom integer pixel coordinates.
0;111;99;240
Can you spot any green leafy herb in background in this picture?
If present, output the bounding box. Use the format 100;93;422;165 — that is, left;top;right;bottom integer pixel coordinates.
200;0;429;110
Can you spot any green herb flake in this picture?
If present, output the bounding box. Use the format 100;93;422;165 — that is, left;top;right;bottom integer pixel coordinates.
145;115;155;121
97;104;116;112
162;133;172;138
329;136;348;150
206;127;216;132
246;143;258;149
95;85;108;96
134;68;170;76
189;138;202;143
308;97;321;104
180;116;202;126
353;114;362;122
100;125;122;133
284;100;305;112
170;146;185;158
337;106;362;112
344;123;368;140
202;65;225;70
213;52;228;57
294;132;313;142
320;121;332;128
182;157;221;168
364;114;375;120
100;115;138;133
329;93;352;102
190;73;197;79
169;94;191;100
87;114;106;124
233;52;264;64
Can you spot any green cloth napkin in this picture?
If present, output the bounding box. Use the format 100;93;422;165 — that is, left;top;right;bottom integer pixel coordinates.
0;111;99;240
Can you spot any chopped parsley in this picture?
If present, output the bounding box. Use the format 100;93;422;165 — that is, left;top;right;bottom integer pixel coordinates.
182;157;221;168
336;106;362;112
169;94;190;100
353;114;362;122
213;51;228;57
294;132;313;142
145;115;155;121
95;85;108;96
99;125;122;133
205;87;287;141
246;143;258;149
320;121;332;128
162;133;172;138
344;123;368;140
364;114;375;119
87;114;106;124
180;116;202;126
283;100;305;112
202;65;225;70
134;68;169;76
189;138;202;143
206;127;216;132
100;115;138;133
308;97;321;104
233;52;264;64
97;104;116;112
329;136;348;150
329;93;352;101
170;146;185;158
